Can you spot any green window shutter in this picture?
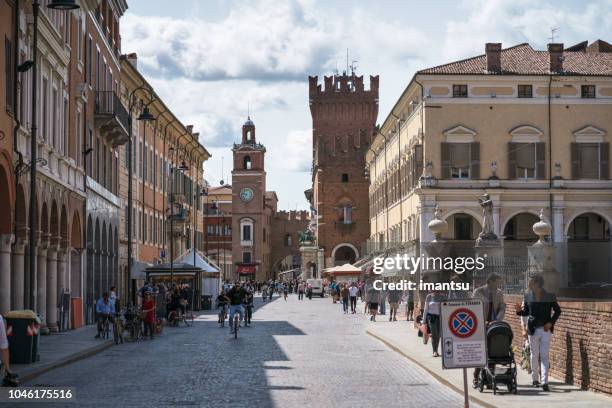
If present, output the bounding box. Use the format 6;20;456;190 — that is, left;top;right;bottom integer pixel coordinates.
441;142;450;179
571;143;580;179
600;142;610;180
536;142;546;179
470;142;480;179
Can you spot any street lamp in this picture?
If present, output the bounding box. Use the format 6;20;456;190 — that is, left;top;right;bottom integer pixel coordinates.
22;0;79;310
127;90;156;305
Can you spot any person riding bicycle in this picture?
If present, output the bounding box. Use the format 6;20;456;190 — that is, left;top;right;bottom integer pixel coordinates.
167;287;184;320
227;284;247;334
243;289;254;325
95;292;115;338
216;290;230;323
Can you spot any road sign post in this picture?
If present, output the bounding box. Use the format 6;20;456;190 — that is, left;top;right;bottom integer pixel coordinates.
441;298;487;408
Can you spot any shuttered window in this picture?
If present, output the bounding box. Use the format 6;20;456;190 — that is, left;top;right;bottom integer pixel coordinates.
5;37;13;112
441;142;479;179
508;142;545;179
571;142;609;180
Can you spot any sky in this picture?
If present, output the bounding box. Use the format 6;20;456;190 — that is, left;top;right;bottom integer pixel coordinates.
122;0;612;210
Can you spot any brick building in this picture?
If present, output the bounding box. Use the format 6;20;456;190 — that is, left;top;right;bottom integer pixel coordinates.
307;73;378;274
270;210;309;276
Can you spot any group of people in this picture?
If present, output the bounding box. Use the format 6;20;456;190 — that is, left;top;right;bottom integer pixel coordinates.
93;281;195;340
419;273;561;392
216;281;255;333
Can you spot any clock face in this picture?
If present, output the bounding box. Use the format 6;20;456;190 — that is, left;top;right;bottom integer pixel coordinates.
240;187;254;202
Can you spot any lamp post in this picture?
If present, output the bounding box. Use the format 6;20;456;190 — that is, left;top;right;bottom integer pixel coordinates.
20;0;79;310
127;90;155;305
168;145;189;286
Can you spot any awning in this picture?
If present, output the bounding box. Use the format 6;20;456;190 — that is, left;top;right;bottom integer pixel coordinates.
130;261;151;280
174;249;219;273
323;263;363;277
237;265;256;275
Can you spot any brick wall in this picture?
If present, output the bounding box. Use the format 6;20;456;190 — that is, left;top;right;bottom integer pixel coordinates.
504;294;612;395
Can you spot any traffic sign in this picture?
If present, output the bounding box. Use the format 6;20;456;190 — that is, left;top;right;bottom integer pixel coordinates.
449;308;478;338
441;299;486;369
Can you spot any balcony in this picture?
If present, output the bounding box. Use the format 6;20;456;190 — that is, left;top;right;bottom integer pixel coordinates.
94;91;129;147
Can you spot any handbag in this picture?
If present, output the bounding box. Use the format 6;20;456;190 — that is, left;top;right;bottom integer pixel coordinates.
419;322;430;344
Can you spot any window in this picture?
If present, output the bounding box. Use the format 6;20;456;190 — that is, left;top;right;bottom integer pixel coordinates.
338;205;352;224
449;143;470;178
76;109;82;166
452;84;468;98
243;155;251;170
285;234;292;246
42;78;48;142
581;85;596;99
515;143;536;178
579;143;600;179
5;37;13;112
87;36;92;84
242;224;251;241
242;252;252;264
454;216;472;240
518;84;532;98
52;88;58;149
341;173;349;183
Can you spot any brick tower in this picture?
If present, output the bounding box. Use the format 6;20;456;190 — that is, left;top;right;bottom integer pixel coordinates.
308;73;379;270
231;117;271;281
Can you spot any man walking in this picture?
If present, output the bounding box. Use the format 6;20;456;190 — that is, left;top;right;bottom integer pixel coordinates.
341;284;350;313
349;283;358;313
387;288;402;321
297;281;305;300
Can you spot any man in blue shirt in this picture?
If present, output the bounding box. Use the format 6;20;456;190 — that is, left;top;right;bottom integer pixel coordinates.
95;292;115;338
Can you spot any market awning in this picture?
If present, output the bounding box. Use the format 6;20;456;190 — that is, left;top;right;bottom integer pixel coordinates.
131;261;151;280
174;249;220;273
323;263;363;276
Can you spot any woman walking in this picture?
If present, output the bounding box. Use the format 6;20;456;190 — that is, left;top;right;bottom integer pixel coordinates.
515;274;561;391
423;288;445;357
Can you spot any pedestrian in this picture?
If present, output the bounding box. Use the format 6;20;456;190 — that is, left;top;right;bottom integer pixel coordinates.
423;288;445;357
367;286;380;321
341;284;350;313
297;281;305;300
378;288;387;315
141;291;156;339
0;315;18;386
405;288;415;321
387;288;402;321
515;274;561;391
349;283;358;313
307;283;313;300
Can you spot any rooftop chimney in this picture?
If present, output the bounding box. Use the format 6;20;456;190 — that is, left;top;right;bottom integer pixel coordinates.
485;43;502;73
548;43;564;73
126;52;137;68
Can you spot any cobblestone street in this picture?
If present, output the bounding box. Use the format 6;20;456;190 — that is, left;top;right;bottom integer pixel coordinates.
25;294;470;408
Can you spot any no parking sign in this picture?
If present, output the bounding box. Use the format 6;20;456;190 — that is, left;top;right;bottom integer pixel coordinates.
441;299;487;369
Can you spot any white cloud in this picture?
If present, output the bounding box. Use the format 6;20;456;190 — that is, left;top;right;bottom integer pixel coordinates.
441;0;612;61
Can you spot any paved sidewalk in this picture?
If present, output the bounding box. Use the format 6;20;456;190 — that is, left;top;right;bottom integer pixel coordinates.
365;317;612;408
12;325;113;382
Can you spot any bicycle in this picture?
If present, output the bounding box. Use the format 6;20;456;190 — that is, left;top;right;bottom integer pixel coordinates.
233;313;239;339
113;313;124;345
218;303;228;327
124;307;141;342
100;315;111;339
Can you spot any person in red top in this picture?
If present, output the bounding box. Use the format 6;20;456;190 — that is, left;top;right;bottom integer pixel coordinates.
141;291;156;339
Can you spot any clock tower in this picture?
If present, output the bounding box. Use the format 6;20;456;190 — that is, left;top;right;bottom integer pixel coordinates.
231;118;272;281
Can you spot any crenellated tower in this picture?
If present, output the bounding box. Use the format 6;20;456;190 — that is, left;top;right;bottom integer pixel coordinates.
307;73;379;269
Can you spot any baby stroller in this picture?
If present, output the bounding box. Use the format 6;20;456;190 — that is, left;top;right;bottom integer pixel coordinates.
476;321;518;395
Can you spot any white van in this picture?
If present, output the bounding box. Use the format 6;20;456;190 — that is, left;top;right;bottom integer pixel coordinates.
306;279;324;297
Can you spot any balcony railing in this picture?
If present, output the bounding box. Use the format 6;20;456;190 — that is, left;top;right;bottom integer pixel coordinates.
94;91;129;146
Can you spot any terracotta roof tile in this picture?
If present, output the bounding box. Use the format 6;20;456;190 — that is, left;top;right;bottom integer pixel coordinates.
419;42;612;76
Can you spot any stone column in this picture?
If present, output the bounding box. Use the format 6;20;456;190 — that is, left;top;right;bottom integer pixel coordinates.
37;244;48;325
11;238;26;310
419;205;435;243
57;247;67;298
493;206;501;237
0;234;14;314
46;245;59;332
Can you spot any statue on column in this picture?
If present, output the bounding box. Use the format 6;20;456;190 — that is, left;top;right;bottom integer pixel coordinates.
477;193;497;241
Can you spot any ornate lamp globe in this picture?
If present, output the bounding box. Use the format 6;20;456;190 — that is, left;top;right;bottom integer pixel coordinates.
532;209;552;244
428;207;448;241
